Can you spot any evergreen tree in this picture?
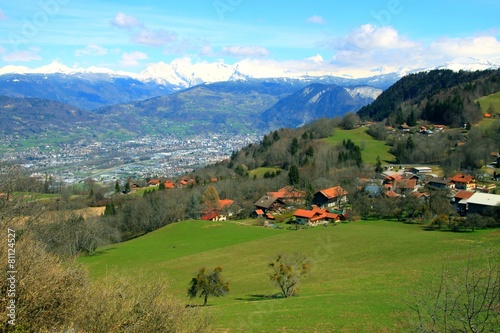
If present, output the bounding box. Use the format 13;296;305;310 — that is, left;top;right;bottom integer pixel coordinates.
114;180;121;194
407;109;417;126
288;164;300;186
290;138;299;156
375;155;383;173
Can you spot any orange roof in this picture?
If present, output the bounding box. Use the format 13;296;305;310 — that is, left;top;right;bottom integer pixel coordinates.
164;181;175;189
255;209;264;215
267;186;306;200
395;178;417;189
386;190;399;198
484;113;492;118
219;199;234;209
148;179;161;185
454;190;475;200
450;174;474;184
320;186;348;199
294;206;340;221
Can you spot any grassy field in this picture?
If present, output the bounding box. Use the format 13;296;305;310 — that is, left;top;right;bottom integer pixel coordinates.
324;127;394;164
248;167;282;179
478;92;500;115
80;219;499;332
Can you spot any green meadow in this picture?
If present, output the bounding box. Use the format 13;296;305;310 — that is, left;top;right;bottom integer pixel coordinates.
325;127;394;164
80;220;499;333
478;92;500;115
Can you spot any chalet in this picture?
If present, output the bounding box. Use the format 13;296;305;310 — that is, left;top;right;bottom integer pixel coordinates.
201;199;235;221
450;174;476;190
453;190;475;204
427;178;453;189
434;125;445;131
312;186;348;209
460;193;500;215
267;186;306;204
398;123;410;132
453;190;475;215
164;180;175;189
393;178;417;196
254;195;285;214
179;178;195;187
294;206;342;226
148;179;161;186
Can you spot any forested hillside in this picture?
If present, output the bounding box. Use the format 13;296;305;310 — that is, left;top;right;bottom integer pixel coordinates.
357;69;500;127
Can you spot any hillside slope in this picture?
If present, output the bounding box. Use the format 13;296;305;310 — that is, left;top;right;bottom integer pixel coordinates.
262;83;381;129
0;95;97;136
357;69;500;126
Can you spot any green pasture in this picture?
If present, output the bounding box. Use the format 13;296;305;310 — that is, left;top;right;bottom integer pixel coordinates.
478;92;500;115
80;219;499;332
248;167;282;178
325;127;394;164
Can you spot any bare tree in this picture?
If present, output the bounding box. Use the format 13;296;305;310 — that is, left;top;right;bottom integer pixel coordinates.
404;249;500;332
269;253;312;298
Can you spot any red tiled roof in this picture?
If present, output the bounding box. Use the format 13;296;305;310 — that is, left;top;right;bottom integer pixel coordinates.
164;181;175;189
267;186;306;200
395;178;417;189
454;190;475;200
320;186;348;199
386;190;399;198
148;179;161;185
450;174;474;184
255;209;264;215
219;199;234;209
201;211;219;221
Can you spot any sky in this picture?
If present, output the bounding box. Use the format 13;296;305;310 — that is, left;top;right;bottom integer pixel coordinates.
0;0;499;78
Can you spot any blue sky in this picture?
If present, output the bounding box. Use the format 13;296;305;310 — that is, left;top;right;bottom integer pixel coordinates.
0;0;499;77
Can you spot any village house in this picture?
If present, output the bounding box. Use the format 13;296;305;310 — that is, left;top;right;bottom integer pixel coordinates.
267;186;306;205
312;186;348;209
253;194;285;217
148;179;161;186
294;206;343;226
458;192;500;215
201;199;235;221
427;177;453;190
450;173;476;191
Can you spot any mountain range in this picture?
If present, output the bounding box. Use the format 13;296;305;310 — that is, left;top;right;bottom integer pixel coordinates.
0;57;498;145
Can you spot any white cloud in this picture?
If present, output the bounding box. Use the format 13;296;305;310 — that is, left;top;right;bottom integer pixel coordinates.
119;51;148;67
306;54;324;64
342;24;417;50
198;44;214;57
2;50;41;62
132;28;177;47
221;46;269;58
306;15;325;25
75;44;108;57
430;36;500;58
111;12;142;30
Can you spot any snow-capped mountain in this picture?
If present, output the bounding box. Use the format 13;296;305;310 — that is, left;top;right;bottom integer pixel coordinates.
0;57;498;111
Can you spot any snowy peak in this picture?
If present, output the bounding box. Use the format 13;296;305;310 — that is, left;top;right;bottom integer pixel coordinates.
137;59;249;87
344;86;383;100
438;57;500;72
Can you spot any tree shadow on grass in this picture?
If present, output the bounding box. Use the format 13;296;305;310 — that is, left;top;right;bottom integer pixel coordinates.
235;294;282;302
86;247;117;256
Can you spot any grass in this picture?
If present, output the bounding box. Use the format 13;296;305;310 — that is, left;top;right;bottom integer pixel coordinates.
80;219;500;332
478;92;500;115
248;167;282;179
324;127;394;164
